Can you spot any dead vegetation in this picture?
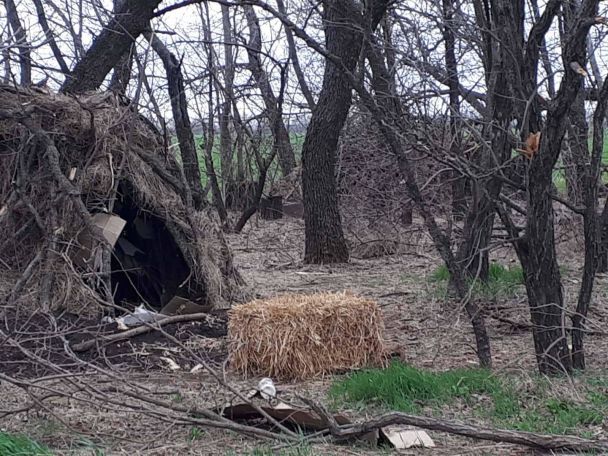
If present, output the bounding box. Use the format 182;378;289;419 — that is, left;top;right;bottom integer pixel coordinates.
2;216;608;454
0;84;244;316
228;292;387;380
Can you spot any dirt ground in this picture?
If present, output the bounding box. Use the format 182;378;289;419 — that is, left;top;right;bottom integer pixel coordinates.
2;215;608;455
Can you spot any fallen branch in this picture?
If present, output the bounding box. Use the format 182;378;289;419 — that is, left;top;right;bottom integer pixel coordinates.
302;398;608;452
71;312;217;352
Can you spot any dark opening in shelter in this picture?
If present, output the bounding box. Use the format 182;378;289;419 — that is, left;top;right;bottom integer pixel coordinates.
110;183;190;310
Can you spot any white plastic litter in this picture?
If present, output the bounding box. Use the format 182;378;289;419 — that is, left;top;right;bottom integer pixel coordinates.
113;304;166;329
257;377;276;400
159;357;180;371
190;363;203;374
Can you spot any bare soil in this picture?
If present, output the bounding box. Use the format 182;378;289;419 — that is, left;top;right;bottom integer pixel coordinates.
2;215;608;455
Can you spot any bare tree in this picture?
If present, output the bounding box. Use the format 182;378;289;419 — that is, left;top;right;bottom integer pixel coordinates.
4;0;31;84
243;4;296;177
147;32;206;210
61;0;162;92
302;0;389;264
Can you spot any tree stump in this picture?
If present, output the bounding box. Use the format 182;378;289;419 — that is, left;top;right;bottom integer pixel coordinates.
260;195;283;220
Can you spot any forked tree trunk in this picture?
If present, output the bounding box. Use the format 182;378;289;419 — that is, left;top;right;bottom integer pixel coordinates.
147;34;205;210
243;5;296;177
516;0;601;375
571;74;608;369
302;0;360;263
61;0;162;93
302;0;390;264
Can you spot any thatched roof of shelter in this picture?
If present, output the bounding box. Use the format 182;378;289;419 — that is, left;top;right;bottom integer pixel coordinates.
0;84;244;315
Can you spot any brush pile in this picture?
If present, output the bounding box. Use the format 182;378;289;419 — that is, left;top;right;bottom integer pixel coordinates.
0;84;243;315
228;292;387;381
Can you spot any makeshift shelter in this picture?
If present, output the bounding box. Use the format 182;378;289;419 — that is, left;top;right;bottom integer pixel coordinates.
0;85;243;315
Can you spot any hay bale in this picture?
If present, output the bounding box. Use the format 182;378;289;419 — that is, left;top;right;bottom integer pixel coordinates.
228;292;387;381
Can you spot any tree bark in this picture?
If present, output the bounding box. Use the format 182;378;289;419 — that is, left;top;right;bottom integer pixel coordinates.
61;0;162;93
517;0;601;375
109;45;134;96
302;0;388;263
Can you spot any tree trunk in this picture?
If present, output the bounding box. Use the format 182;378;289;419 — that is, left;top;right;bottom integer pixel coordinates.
275;0;316;111
147;34;205;210
571;75;608;369
301;0;389;263
109;44;134;96
517;0;600;375
302;0;359;263
455;0;520;282
61;0;162;93
5;0;31;85
243;5;296;177
219;4;235;191
560;4;588;208
597;202;608;272
442;0;467;219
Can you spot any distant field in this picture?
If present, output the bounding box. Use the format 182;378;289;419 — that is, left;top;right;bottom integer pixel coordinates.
174;131;606;194
552;137;608;194
188;133;305;187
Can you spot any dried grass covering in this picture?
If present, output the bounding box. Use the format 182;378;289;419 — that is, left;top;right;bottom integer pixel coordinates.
227;292;387;381
0;85;243;314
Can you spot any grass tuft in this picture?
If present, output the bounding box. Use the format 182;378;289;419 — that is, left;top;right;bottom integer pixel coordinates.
330;360;502;413
429;262;524;298
0;432;52;456
331;362;608;436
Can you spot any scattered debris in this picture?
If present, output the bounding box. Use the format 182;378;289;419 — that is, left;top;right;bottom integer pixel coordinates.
380;427;435;449
159;356;181;371
114;304;166;329
190;363;203;374
72;312;220;352
72;213;126;269
215;379;433;449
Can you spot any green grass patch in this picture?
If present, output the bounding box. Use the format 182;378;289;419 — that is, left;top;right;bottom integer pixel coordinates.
0;432;52;456
429;262;524;299
331;362;608;436
330;361;503;414
190;132;304;188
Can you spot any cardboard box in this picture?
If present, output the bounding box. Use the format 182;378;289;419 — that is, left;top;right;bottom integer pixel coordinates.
160;295;211;316
72;213;126;269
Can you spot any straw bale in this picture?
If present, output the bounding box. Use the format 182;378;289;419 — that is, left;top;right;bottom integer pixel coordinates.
227;292;387;381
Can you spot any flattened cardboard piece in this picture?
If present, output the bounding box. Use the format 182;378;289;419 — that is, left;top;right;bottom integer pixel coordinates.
160;296;211;316
92;213;126;246
72;213;126;268
379;427;435;449
215;402;377;445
